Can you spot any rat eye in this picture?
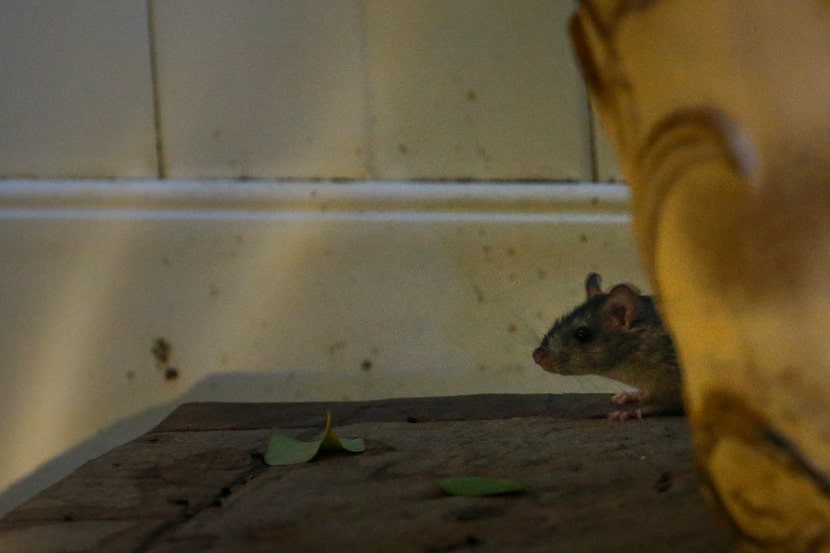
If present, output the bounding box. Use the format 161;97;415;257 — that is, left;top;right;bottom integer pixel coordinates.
573;326;592;343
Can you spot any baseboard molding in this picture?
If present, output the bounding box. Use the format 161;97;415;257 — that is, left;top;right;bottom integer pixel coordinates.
0;179;630;219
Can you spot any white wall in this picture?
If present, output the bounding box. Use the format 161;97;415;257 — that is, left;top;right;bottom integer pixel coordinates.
0;2;634;515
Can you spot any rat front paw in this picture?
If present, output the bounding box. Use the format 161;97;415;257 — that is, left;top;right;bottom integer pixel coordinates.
608;390;648;420
610;391;644;406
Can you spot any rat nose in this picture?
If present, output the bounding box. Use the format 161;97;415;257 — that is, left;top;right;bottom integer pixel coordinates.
532;347;547;366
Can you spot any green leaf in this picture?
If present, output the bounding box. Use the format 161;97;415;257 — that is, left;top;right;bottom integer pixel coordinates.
264;429;324;465
438;477;526;497
264;411;365;466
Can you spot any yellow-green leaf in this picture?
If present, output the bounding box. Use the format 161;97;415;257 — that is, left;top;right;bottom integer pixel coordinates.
265;411;365;466
438;477;526;496
264;429;323;465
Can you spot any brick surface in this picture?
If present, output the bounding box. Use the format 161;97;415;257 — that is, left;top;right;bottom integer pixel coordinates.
0;395;729;552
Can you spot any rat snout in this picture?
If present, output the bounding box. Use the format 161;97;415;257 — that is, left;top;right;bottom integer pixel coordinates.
532;347;554;370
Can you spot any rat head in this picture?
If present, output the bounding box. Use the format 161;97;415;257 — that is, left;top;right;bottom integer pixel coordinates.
532;273;650;375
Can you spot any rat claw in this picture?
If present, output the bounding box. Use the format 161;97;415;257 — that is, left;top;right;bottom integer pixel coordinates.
609;392;648;419
607;408;644;421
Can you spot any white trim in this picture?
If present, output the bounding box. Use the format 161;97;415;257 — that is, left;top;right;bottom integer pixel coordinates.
0;179;630;214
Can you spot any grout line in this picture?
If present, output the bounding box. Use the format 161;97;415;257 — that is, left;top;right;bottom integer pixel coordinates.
358;0;376;179
586;98;600;182
145;0;166;178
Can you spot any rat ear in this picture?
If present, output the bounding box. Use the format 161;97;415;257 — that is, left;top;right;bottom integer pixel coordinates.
585;273;603;299
604;284;641;329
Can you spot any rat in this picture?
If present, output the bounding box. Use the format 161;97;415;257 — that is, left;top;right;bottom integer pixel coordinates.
532;273;683;420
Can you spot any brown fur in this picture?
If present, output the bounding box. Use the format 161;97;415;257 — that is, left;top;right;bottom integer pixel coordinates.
533;273;682;418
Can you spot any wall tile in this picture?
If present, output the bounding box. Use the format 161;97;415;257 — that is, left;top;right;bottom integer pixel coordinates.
365;0;592;180
0;1;157;178
152;0;368;179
